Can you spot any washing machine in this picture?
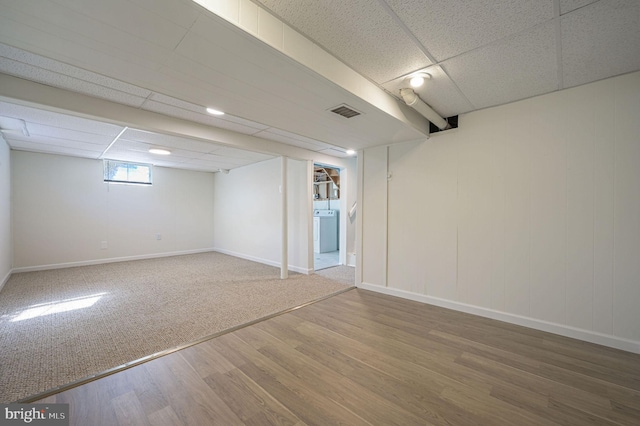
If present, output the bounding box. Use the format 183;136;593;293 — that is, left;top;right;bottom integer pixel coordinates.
313;209;338;253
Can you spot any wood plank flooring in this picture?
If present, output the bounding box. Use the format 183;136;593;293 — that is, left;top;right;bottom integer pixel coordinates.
37;289;640;425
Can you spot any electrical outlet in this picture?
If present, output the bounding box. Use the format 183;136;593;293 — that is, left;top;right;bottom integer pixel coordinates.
100;241;108;250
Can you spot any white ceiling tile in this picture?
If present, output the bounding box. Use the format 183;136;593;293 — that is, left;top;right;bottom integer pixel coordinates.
255;0;431;83
6;133;107;152
381;65;474;117
0;1;174;67
108;139;149;153
384;0;554;62
560;0;598;15
6;138;103;158
0;58;148;108
0;43;152;98
25;123;114;145
442;21;558;110
561;0;640;88
0;102;124;137
2;0;634;168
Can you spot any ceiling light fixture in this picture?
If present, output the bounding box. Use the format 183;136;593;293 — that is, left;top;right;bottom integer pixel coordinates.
206;107;225;116
149;148;171;155
407;72;431;88
346;149;355;156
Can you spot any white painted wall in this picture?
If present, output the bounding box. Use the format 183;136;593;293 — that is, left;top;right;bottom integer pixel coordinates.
0;136;11;289
360;71;640;352
11;151;215;270
213;157;311;273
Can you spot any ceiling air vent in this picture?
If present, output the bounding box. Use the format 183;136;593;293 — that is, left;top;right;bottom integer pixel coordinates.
329;104;362;119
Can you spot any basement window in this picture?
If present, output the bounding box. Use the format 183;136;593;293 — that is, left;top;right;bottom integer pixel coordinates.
103;160;152;185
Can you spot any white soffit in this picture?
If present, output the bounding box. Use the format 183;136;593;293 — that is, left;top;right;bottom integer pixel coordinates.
120;128;225;154
141;99;268;136
185;1;430;137
316;147;354;158
145;92;269;132
253;128;334;152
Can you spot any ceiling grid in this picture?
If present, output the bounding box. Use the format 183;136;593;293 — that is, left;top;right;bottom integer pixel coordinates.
0;0;637;172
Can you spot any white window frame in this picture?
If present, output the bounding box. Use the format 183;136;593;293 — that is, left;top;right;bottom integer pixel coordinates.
103;159;152;185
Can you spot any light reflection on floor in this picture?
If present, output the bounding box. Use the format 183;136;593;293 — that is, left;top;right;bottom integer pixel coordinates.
314;250;339;271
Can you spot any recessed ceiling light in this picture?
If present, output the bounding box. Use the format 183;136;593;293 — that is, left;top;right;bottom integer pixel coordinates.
346;149;355;155
407;72;431;88
206;107;225;116
149;148;171;155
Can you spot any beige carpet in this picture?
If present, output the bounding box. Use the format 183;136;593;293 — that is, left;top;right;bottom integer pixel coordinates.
315;265;355;285
0;252;352;403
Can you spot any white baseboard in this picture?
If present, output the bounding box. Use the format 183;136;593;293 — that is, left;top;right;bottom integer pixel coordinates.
11;248;217;273
0;268;12;293
358;282;640;355
213;248;312;275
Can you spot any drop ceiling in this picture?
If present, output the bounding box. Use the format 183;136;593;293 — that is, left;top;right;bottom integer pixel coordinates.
0;0;638;172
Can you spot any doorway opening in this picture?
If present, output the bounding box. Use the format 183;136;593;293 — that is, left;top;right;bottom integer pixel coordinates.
313;165;340;270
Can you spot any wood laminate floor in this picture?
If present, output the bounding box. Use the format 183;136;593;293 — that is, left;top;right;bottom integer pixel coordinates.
37;289;640;425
